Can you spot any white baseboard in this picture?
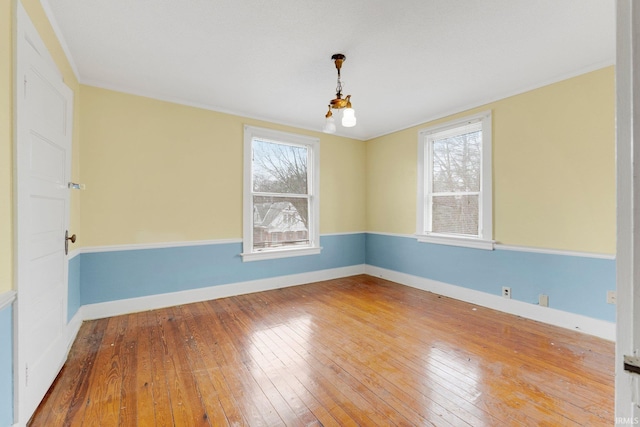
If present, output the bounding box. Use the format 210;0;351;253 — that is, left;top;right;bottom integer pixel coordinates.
76;262;614;341
66;309;84;351
365;265;615;341
81;265;366;320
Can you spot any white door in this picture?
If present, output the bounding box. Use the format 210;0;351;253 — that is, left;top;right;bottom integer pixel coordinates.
15;4;74;423
616;0;640;422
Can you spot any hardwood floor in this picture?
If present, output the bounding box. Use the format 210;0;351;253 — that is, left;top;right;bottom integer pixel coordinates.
29;275;614;426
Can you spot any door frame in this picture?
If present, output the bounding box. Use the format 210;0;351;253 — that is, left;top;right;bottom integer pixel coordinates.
616;0;640;421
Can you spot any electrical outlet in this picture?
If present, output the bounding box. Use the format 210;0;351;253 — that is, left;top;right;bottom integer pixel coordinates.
539;294;549;307
502;286;511;299
607;290;616;304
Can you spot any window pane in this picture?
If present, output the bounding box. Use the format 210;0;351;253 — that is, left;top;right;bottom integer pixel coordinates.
252;139;308;194
432;195;479;236
253;195;309;249
432;130;481;193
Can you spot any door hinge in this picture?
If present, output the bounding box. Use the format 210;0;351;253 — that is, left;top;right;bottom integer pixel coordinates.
624;355;640;375
25;364;29;387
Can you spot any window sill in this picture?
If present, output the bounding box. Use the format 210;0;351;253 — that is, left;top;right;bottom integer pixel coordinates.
416;234;495;250
240;246;323;262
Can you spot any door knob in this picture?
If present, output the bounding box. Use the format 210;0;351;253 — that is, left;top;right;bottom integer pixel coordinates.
65;230;76;255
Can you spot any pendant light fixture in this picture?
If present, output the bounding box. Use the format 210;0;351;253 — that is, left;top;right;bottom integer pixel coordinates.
323;53;356;134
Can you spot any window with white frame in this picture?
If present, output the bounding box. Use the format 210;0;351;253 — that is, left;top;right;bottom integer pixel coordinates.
416;111;494;250
242;125;321;261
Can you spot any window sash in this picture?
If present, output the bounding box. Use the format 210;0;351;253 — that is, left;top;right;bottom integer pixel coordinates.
251;194;312;252
428;193;480;236
425;125;482;237
243;125;321;260
416;111;493;249
251;137;310;195
250;139;312;252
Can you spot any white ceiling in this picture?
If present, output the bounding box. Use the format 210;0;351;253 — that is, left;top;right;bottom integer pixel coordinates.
44;0;615;140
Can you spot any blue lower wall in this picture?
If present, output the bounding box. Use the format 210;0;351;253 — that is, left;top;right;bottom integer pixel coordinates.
81;234;366;305
0;302;13;427
0;232;615;426
366;233;616;322
68;255;81;322
76;232;615;323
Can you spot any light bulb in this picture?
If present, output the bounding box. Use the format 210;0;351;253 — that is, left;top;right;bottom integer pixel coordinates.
342;108;356;128
323;115;336;134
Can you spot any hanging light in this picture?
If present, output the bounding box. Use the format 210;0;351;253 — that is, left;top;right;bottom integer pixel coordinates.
323;53;356;134
323;106;336;133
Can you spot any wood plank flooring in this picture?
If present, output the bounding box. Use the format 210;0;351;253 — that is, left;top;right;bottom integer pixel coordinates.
29;275;614;426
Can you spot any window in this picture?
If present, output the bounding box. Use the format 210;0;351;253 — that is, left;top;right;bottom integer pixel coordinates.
242;125;321;261
416;111;493;250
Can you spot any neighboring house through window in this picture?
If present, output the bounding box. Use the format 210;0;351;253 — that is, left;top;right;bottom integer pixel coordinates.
416;111;494;250
242;125;321;261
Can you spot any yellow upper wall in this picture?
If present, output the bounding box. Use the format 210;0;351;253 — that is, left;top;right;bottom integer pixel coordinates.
79;85;366;247
0;0;81;293
1;0;616;267
367;66;615;254
82;67;613;253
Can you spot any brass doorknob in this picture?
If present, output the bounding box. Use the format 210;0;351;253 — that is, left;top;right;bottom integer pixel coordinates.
65;230;76;255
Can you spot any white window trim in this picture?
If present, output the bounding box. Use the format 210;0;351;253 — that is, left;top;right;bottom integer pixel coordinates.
416;111;494;250
241;125;321;261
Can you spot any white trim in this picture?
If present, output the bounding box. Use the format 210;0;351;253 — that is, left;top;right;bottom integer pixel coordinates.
417;111;493;247
368;231;617;260
615;0;640;419
80;238;242;254
366;231;416;239
81;265;365;320
365;265;615;341
63;233;366;256
67;248;81;260
0;291;17;312
242;125;321;262
319;231;366;237
496;244;616;260
38;0;80;80
240;246;322;262
416;234;495;250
